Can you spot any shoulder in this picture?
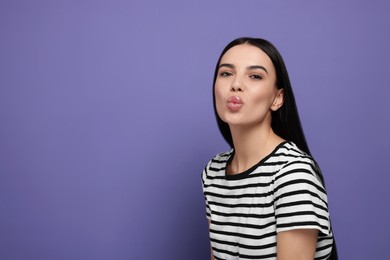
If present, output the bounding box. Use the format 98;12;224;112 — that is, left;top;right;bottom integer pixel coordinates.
272;142;326;197
275;142;322;181
201;150;232;180
276;141;313;162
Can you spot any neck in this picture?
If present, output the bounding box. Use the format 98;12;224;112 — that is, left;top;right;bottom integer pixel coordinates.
228;123;284;174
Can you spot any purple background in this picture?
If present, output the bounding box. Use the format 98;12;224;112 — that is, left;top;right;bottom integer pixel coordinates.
1;0;389;259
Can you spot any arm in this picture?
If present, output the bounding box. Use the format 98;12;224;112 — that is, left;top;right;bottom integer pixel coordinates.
276;229;318;260
208;220;215;260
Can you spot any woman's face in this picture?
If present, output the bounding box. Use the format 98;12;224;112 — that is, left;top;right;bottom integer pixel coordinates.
214;44;283;128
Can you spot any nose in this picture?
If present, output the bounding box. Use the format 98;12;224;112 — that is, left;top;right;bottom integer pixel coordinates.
231;86;242;92
231;76;243;92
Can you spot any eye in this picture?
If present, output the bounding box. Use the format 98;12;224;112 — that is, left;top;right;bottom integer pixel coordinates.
250;74;263;80
219;71;233;77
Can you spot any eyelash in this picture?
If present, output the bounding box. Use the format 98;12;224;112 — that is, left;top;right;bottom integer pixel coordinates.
219;72;233;77
218;71;263;80
250;74;263;80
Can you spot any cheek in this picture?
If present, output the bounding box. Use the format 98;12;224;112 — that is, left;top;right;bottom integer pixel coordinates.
250;88;277;110
214;86;226;116
214;85;225;104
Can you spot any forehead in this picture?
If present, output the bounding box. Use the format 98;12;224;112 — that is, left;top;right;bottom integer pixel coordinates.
220;44;274;72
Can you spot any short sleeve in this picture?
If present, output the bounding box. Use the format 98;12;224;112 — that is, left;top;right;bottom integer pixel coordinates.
201;163;211;220
273;160;331;236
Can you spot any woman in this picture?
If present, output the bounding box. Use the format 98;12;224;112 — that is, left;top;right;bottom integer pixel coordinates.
202;37;337;260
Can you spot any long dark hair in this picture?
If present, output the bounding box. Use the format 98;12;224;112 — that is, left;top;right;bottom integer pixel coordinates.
212;37;338;260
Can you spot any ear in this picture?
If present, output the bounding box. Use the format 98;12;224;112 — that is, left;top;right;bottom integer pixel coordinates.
271;88;284;111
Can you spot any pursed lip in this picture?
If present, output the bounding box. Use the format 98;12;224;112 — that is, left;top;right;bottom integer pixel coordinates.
227;96;243;104
227;96;243;111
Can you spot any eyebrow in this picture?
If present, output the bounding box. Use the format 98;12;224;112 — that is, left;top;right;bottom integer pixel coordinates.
219;63;268;74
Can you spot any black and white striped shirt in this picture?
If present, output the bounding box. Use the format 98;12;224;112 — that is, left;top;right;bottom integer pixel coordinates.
202;141;333;259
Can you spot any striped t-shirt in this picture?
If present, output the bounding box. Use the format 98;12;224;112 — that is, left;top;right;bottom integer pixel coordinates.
202;141;334;259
